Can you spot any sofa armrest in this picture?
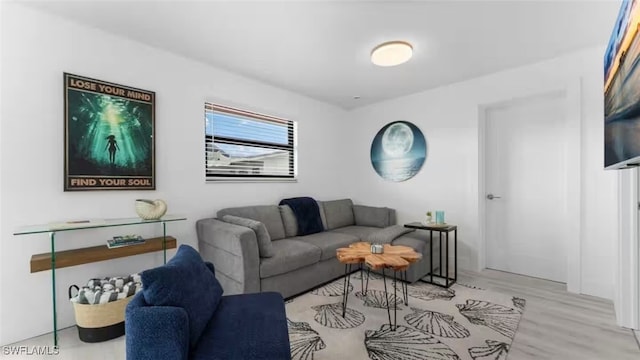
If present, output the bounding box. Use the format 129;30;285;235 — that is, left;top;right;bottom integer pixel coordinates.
196;218;260;295
125;293;189;360
353;205;396;228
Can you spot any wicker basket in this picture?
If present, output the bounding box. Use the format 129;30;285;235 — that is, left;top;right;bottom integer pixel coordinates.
69;285;134;343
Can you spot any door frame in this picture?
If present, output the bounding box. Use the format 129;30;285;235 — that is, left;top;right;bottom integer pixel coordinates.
616;168;640;329
477;79;582;293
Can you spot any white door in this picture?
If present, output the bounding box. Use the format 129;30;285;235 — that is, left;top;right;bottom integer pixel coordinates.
485;93;569;283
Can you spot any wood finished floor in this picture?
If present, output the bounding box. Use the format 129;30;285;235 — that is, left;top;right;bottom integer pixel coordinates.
458;269;640;360
5;269;639;359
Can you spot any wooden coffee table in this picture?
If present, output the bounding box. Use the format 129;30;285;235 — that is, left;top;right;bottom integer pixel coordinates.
336;242;422;330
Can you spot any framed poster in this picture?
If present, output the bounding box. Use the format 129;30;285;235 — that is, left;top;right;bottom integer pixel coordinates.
64;73;155;191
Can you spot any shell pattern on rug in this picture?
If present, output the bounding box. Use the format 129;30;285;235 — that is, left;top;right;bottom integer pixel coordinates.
355;290;404;310
353;270;383;281
468;340;509;360
407;282;456;302
311;302;365;329
287;318;326;360
456;300;521;338
512;297;526;313
458;283;485;291
311;279;353;297
404;307;470;338
365;324;461;360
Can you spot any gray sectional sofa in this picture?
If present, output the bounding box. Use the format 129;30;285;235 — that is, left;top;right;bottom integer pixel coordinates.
196;199;437;299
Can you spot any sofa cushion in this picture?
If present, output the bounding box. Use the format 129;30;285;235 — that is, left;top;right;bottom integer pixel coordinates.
260;239;322;278
353;205;393;228
322;199;355;230
218;205;286;240
329;225;379;241
141;245;223;348
368;225;415;244
279;205;298;237
191;292;290;360
125;293;190;360
392;232;428;253
317;201;328;230
294;231;359;261
222;215;275;258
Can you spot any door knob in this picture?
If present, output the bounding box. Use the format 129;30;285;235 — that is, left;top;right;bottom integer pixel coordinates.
486;194;501;200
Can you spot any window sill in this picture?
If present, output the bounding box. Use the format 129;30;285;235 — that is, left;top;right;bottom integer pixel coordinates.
206;178;298;183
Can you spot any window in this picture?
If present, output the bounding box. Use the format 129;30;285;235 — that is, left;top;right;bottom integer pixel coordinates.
205;103;296;181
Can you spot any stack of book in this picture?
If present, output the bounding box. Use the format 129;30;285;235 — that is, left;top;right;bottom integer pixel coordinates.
107;235;146;249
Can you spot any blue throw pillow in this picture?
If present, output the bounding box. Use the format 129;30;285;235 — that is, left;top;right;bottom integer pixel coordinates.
141;245;223;348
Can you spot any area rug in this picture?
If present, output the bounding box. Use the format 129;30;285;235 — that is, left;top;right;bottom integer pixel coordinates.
286;272;526;360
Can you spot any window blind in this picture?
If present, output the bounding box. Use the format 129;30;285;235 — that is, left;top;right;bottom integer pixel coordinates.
205;103;296;180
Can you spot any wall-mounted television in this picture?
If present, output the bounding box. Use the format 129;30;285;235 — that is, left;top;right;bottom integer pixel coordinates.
605;0;640;169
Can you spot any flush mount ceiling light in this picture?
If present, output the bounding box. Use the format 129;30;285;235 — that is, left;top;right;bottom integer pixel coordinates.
371;41;413;67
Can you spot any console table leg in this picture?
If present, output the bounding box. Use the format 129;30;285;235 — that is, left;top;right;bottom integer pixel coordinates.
49;232;58;347
454;229;458;282
446;231;450;287
440;232;444;277
430;230;434;284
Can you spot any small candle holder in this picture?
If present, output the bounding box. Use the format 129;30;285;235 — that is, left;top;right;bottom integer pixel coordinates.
370;243;384;254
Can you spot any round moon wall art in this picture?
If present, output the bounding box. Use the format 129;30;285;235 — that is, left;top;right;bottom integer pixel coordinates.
370;121;427;182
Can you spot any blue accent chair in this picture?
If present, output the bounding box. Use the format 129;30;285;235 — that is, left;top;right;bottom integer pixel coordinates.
125;245;291;360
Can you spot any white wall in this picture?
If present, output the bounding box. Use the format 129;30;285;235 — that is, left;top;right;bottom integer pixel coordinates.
347;47;618;300
616;169;639;329
0;0;4;348
0;4;351;345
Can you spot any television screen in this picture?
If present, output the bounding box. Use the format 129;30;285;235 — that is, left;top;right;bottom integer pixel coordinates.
605;0;640;169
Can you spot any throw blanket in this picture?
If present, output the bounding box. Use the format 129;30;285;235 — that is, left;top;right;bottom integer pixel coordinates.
367;225;415;244
279;197;324;236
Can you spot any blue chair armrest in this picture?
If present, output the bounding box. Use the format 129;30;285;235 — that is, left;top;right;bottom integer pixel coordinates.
126;293;189;360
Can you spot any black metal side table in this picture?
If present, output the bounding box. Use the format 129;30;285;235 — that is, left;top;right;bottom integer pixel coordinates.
404;222;457;288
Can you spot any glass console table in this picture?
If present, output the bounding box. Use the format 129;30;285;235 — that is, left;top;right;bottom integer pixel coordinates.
13;215;187;346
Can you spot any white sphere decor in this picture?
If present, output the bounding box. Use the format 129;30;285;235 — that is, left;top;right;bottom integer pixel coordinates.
135;199;167;220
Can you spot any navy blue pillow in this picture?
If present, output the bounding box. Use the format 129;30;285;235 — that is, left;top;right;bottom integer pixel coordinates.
141;245;223;348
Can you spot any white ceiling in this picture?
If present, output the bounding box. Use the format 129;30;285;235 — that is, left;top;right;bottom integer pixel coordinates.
23;0;620;109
